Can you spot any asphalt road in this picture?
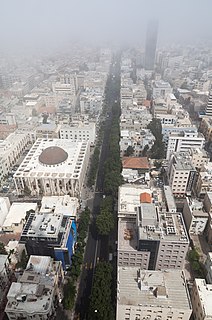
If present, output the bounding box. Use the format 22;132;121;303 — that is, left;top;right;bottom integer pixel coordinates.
74;109;112;320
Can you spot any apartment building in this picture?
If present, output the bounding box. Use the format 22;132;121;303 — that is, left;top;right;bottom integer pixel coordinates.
14;139;90;197
189;148;209;170
168;152;196;197
0;255;11;313
118;185;189;270
59;121;96;146
205;252;212;284
183;197;209;236
203;192;212;245
191;279;212;320
166;129;205;160
20;210;76;270
195;163;212;198
117;268;192;320
2;202;38;234
200;117;212;143
152;80;173;99
6;255;64;320
0;132;31;185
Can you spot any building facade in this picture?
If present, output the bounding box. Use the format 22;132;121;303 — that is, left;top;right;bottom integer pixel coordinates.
191;279;212;320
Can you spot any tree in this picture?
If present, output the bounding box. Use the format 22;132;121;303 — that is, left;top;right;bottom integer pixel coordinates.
88;262;115;320
63;279;76;310
96;209;114;236
147;118;165;159
0;242;7;255
16;250;28;269
124;146;134;156
142;144;149;156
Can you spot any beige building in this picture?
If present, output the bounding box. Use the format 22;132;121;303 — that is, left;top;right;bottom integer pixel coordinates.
6;255;64;320
203;192;212;245
14;139;90;197
200;117;212;143
118;185;189;270
117;267;192;320
183;197;209;236
0;255;11;311
0;132;31;185
205;252;212;284
168;152;196;197
2;202;38;234
59;121;96;146
195;163;212;198
191;279;212;320
189;148;209;170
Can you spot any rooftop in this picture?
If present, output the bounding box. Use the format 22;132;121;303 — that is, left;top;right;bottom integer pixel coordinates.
163;186;177;212
14;138;89;180
6;256;61;315
21;212;67;241
3;203;38;229
117;267;191;312
40;195;79;218
171;152;195;171
122;157;149;170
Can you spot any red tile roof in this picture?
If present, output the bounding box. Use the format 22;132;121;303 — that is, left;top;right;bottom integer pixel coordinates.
140;192;152;203
122;157;149;169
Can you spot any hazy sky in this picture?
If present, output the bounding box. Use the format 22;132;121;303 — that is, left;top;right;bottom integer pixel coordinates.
0;0;211;52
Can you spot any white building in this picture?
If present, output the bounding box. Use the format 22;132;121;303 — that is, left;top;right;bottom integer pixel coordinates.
2;202;38;234
205;91;212;116
166;129;205;160
59;121;96;146
191;279;212;320
5;255;64;320
168;152;196;197
152;80;172;99
196;163;212;198
205;252;212;284
0;197;10;231
14;138;90;197
183;197;209;235
189;148;209;170
0;132;31;184
40;195;79;218
117;268;192;320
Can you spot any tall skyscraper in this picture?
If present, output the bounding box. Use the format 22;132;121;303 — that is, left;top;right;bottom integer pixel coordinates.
144;20;158;70
205;91;212;116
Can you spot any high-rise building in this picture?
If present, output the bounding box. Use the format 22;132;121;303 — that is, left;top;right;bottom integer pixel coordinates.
205;91;212;116
144;20;158;70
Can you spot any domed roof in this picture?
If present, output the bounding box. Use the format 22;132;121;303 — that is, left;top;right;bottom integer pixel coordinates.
39;146;68;166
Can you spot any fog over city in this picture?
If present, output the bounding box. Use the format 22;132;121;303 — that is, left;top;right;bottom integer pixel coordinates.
1;0;212;52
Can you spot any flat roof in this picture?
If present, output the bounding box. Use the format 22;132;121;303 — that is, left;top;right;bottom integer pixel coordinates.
163;186;176;212
172;152;195;171
14;138;89;180
26;256;51;274
118;184;152;217
21;212;64;239
117;267;191;313
40;195;78;217
3;203;37;228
